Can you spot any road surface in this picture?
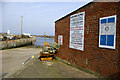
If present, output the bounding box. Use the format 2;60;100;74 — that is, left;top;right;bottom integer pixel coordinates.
1;46;97;78
2;46;41;78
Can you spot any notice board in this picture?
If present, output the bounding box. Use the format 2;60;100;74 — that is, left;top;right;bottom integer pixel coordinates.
69;12;85;51
58;35;63;45
99;15;117;49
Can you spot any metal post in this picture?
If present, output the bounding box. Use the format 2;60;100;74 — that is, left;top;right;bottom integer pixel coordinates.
44;32;46;43
21;16;23;37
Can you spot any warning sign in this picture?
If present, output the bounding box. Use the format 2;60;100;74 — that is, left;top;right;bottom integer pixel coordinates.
69;12;85;51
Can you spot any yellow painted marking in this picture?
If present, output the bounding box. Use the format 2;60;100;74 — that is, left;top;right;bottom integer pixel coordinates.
32;56;34;58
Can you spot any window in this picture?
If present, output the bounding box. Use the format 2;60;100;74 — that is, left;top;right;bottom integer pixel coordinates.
99;15;117;49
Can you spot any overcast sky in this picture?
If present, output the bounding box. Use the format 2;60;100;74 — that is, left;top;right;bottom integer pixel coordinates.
2;1;91;35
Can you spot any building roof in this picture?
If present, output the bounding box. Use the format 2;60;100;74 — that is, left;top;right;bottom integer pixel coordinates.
55;2;93;23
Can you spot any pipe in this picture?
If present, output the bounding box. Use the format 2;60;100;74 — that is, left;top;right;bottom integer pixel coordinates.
22;56;32;64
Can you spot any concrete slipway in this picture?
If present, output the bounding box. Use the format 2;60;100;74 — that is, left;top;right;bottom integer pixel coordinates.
2;47;97;78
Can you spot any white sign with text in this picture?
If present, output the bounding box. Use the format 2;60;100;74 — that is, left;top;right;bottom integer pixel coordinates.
69;12;85;51
58;35;63;45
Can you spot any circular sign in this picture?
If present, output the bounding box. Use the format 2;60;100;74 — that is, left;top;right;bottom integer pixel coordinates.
105;26;109;31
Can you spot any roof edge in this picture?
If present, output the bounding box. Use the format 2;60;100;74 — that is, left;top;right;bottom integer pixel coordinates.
55;2;93;23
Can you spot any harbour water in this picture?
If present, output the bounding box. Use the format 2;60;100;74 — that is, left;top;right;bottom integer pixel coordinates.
34;37;54;47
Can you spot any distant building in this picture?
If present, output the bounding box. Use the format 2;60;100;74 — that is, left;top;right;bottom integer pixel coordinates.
22;33;33;37
55;1;120;78
7;29;10;34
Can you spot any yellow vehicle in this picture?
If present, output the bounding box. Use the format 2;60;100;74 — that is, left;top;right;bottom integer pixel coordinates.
39;42;60;61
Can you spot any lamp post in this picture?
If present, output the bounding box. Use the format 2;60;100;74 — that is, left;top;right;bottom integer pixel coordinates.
44;32;46;43
21;16;23;37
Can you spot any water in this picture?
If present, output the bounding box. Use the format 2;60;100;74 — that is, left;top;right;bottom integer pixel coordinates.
34;37;54;47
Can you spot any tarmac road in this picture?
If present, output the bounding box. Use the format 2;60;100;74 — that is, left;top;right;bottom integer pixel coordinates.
1;46;97;78
1;46;41;78
9;58;97;78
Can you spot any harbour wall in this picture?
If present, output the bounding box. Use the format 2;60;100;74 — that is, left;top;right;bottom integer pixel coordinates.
0;37;36;49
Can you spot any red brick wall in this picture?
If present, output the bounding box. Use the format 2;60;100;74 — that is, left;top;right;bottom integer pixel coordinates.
55;2;120;78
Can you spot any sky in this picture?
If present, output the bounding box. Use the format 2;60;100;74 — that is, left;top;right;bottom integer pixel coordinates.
2;1;92;36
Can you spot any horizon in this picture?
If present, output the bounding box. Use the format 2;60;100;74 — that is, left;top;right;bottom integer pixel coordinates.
2;2;91;36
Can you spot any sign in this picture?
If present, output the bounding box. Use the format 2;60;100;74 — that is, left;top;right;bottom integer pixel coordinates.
99;15;117;49
58;35;63;45
69;12;85;51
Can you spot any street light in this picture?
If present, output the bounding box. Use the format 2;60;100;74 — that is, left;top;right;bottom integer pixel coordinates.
21;16;23;37
44;32;46;43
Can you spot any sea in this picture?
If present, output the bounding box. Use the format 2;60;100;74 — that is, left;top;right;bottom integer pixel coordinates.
34;37;54;47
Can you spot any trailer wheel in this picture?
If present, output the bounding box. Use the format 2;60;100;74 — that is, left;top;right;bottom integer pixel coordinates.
39;57;41;61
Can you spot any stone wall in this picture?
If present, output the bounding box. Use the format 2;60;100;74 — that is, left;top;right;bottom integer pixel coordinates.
0;37;36;49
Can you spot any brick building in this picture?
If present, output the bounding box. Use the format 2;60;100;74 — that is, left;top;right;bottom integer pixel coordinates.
55;2;120;78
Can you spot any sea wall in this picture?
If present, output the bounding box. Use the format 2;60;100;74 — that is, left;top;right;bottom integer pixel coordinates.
0;37;36;49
